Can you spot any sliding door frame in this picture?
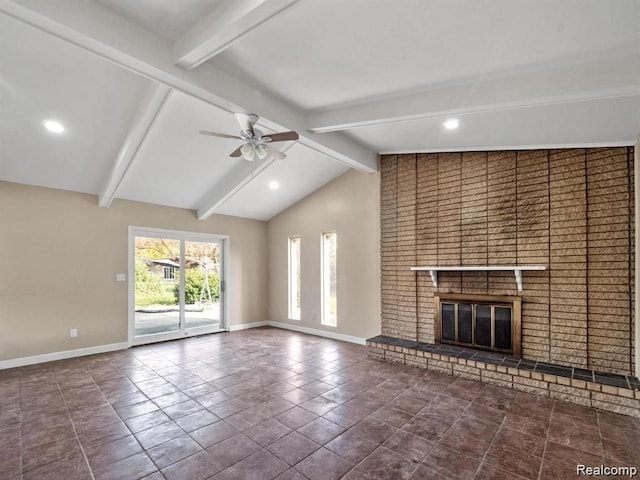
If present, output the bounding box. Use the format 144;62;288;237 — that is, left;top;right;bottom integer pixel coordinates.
127;226;230;346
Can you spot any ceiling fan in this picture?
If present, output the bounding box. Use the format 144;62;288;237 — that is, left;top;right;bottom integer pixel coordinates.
200;113;299;161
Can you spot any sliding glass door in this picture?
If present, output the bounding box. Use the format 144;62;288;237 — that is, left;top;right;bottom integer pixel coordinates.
184;240;222;331
133;235;181;337
130;228;226;345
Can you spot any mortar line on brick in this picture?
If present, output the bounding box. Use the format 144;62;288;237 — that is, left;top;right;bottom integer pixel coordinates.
459;152;462;269
515;150;519;268
415;154;419;342
459;153;462;290
485;151;489;294
629;146;635;375
381;156;384;335
547;149;552;364
585;149;590;371
436;154;439;268
392;155;396;337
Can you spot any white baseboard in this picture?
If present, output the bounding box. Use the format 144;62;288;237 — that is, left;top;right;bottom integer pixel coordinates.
227;320;366;345
0;342;129;370
266;321;366;345
0;322;365;370
228;321;268;332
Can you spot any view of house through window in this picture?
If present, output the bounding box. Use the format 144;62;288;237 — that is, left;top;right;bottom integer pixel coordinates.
321;232;337;326
134;236;181;335
288;236;301;320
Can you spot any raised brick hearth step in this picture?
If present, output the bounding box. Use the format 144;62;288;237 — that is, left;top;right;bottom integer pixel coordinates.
368;335;640;418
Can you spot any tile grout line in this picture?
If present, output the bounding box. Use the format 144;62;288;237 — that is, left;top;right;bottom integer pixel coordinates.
536;399;556;480
54;368;97;480
120;356;248;477
340;382;422;476
426;386;488;480
86;356;181;478
329;377;422;479
18;376;23;479
470;404;508;480
595;408;606;467
413;386;485;478
195;355;348;476
112;362;171;478
290;360;370;478
263;356;357;477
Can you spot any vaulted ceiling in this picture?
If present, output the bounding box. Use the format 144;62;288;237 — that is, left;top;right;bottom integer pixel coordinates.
1;0;639;220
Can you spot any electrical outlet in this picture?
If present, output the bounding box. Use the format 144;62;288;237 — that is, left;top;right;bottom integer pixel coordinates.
116;273;126;282
70;329;78;338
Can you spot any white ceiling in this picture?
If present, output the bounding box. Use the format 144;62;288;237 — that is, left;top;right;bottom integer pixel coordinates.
95;0;220;41
215;143;349;220
1;0;639;221
116;90;249;211
349;95;640;154
0;13;149;194
213;0;640;110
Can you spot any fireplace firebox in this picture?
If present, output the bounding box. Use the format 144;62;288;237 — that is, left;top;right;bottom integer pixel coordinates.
434;293;521;357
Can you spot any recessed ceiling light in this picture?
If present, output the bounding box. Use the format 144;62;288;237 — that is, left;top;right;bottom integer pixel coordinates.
444;119;460;130
44;120;65;133
269;180;279;190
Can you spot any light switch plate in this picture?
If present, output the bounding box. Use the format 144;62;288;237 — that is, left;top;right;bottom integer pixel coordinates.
116;273;126;282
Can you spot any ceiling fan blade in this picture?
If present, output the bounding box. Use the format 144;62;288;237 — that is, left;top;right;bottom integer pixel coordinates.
200;130;242;139
263;131;299;143
234;113;257;137
229;146;243;157
265;144;287;160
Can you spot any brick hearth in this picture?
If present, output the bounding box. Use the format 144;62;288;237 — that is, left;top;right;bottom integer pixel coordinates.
368;336;640;418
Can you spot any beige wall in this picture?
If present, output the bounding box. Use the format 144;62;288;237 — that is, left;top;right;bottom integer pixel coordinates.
0;181;268;361
267;169;381;340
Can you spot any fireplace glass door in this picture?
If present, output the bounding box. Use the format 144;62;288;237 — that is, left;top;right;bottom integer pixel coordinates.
436;294;521;356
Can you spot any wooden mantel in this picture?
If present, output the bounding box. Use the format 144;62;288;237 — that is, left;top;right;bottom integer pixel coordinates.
410;266;546;292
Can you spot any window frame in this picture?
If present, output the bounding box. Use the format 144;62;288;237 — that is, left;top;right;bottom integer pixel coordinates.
288;235;301;320
321;231;337;327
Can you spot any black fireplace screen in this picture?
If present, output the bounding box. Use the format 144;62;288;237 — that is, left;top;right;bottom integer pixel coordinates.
440;300;514;354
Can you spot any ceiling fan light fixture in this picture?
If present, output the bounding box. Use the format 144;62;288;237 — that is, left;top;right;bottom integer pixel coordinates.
241;143;255;161
200;113;297;162
255;144;268;160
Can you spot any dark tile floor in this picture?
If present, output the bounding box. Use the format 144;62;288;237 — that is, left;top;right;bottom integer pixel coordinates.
1;327;638;480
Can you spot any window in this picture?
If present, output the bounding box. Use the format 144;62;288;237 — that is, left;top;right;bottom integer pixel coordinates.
163;266;176;280
321;232;337;326
288;236;301;320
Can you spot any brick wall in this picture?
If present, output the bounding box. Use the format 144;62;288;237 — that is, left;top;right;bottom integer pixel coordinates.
380;148;636;376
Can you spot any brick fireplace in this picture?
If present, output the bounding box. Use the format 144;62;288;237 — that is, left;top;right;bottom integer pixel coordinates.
372;147;640;416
